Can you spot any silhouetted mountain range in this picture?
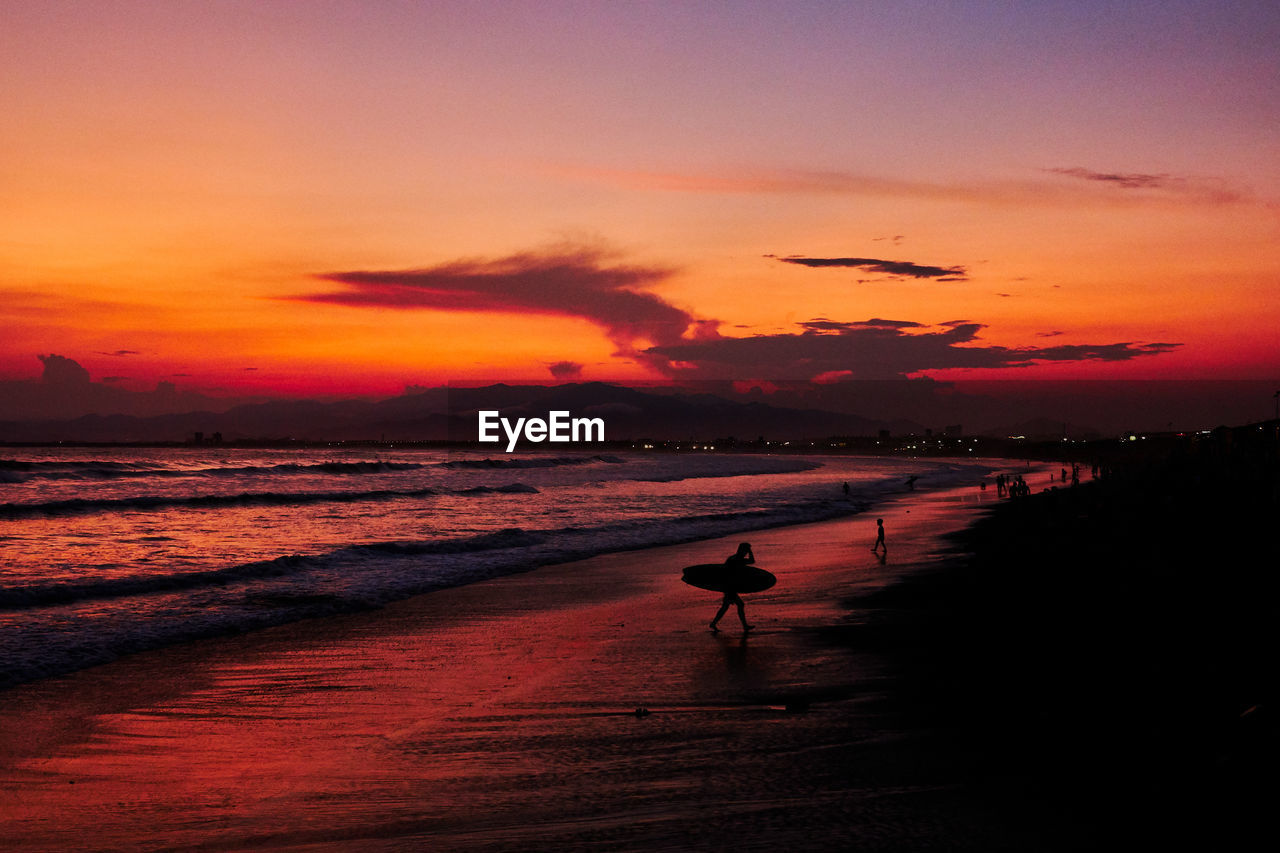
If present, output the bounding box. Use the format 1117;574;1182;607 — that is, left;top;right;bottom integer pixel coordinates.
0;383;926;444
4;370;1271;445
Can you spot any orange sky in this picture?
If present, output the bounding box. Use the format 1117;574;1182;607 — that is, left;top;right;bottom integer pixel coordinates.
2;1;1277;398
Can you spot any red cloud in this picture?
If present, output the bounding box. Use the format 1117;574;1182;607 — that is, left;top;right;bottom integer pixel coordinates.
300;246;717;367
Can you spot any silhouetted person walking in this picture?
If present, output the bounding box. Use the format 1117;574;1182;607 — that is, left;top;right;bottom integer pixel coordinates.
871;518;886;554
711;542;755;634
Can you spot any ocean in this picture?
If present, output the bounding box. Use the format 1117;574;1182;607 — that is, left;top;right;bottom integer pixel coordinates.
0;448;992;689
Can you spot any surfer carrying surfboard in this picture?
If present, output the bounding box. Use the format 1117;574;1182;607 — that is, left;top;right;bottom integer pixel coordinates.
710;542;755;634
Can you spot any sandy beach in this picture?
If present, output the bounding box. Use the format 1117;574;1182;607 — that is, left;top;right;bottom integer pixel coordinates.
0;480;1067;852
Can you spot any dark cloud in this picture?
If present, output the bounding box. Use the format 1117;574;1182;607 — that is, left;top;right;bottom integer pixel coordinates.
801;318;924;333
1047;167;1170;190
1037;330;1065;338
776;256;967;280
38;354;90;386
644;321;1181;381
1025;342;1180;361
548;360;583;380
302;247;711;365
1045;167;1244;203
97;350;140;357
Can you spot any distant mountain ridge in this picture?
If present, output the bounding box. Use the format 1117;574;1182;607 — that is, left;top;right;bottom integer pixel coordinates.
0;383;926;444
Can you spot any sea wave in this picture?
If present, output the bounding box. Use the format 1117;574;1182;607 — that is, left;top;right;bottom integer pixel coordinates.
0;527;546;609
1;494;875;613
0;482;539;519
0;459;428;482
0;454;622;482
439;454;625;469
626;460;823;483
0;459;142;470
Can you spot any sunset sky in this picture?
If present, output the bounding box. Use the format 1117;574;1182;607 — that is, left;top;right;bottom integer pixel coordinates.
3;0;1277;399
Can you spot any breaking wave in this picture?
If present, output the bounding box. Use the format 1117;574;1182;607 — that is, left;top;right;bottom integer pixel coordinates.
0;458;428;483
0;482;539;519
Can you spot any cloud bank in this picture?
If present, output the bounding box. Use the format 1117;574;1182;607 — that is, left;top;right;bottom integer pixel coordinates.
302;247;713;364
38;353;91;386
645;320;1180;380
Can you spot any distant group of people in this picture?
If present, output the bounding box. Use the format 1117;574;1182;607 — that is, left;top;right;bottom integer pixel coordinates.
1049;464;1082;486
991;461;1104;498
995;473;1031;498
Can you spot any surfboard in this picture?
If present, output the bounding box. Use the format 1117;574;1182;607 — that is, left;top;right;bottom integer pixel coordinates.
681;563;777;594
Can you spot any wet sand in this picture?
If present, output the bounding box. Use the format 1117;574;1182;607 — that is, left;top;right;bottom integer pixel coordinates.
1;482;1060;851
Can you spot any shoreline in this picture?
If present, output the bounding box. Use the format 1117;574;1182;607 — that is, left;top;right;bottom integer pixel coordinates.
0;479;1048;851
0;453;993;693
